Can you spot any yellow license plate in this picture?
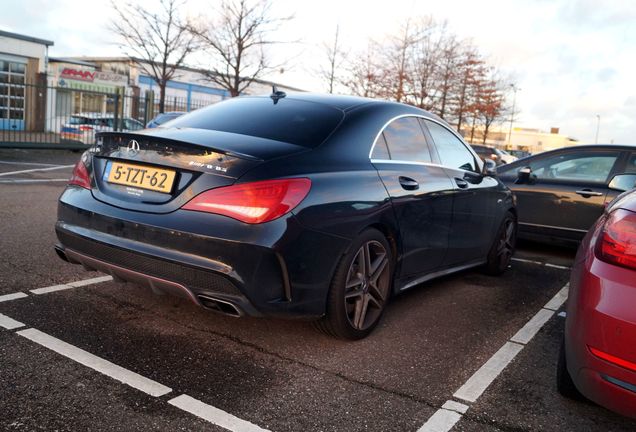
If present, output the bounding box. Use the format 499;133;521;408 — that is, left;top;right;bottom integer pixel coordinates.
106;161;176;193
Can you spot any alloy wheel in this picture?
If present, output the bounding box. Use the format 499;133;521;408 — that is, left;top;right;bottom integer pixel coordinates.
343;240;391;331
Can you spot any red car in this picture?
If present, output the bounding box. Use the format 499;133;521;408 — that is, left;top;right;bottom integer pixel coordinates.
558;188;636;418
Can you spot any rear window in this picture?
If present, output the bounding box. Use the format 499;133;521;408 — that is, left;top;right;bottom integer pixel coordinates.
69;116;93;125
167;97;344;147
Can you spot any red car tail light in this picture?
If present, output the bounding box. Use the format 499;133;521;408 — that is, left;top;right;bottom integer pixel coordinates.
182;178;311;224
589;346;636;373
595;209;636;270
68;159;91;189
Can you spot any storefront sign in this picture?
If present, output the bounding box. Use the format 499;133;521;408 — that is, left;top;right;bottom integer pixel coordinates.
59;67;127;85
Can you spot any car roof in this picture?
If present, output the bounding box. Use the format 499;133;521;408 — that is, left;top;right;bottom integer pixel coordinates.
241;92;409;112
546;144;636;151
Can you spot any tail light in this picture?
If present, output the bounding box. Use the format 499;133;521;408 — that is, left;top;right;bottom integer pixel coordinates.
595;209;636;270
79;125;94;131
182;178;311;224
68;159;91;189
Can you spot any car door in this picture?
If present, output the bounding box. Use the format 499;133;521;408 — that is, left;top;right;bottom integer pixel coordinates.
370;116;455;278
422;119;501;266
504;149;622;241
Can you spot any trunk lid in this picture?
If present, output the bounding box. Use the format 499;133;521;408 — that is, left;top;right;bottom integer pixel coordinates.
88;129;307;213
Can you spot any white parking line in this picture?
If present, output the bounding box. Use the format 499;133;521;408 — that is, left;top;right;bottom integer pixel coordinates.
544;283;569;311
511;257;543;265
0;292;28;303
0;160;60;166
0;164;74;177
417;408;463;432
30;275;113;295
0;178;70;184
417;282;570;431
0;313;25;330
510;309;555;345
17;328;172;397
453;342;524;403
441;400;469;414
511;257;571;270
169;394;271;432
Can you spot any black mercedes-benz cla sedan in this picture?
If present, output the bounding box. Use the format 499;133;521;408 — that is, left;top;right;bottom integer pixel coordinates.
55;92;516;339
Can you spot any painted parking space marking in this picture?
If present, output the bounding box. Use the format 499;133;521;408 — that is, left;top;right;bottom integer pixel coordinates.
511;257;543;265
417;282;570;431
453;342;524;403
17;328;172;397
168;394;271;432
0;313;26;330
417;407;463;432
30;275;113;295
510;308;555;345
543;283;570;311
0;178;70;184
544;263;571;270
511;257;571;270
0;160;61;166
0;292;28;303
0;164;74;177
1;305;269;430
441;400;469;414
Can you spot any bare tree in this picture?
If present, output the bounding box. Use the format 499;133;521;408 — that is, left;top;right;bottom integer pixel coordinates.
476;75;507;144
451;47;485;134
189;0;292;97
380;19;423;102
111;0;196;113
342;42;385;98
404;18;443;110
318;24;346;94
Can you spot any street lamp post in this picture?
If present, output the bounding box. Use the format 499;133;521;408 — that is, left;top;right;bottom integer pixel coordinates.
508;84;519;148
595;114;600;144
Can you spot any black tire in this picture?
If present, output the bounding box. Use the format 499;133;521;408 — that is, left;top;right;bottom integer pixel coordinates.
314;228;393;340
557;338;584;400
482;211;516;275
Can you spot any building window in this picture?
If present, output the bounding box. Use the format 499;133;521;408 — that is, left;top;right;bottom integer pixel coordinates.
0;60;27;128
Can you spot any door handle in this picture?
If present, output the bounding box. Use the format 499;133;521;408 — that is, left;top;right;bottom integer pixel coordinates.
455;178;469;189
575;189;603;197
399;176;419;190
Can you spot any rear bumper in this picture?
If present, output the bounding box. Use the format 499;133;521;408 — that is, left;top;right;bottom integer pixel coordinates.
56;187;350;319
566;237;636;419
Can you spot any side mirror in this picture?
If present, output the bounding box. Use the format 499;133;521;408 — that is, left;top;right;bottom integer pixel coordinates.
482;159;497;177
516;166;534;184
609;173;636;192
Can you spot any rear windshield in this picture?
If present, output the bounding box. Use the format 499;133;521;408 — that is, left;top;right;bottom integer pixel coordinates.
166;97;344;148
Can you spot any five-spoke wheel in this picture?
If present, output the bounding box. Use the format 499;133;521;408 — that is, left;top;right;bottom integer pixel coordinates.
315;229;393;339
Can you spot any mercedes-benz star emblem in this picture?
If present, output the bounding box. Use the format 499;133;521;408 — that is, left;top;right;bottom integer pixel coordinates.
127;139;140;154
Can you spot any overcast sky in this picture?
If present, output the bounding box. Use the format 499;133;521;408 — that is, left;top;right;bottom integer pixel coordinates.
2;0;634;143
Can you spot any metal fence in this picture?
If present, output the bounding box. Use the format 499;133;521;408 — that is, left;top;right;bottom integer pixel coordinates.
0;82;214;149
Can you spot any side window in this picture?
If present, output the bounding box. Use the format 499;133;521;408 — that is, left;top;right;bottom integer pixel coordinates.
371;133;391;159
382;117;432;162
424;120;477;172
627;153;636;172
526;152;619;183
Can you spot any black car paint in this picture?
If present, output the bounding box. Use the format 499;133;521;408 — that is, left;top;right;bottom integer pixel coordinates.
497;145;636;244
56;94;514;319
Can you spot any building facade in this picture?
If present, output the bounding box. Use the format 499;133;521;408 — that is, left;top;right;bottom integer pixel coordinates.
0;30;53;131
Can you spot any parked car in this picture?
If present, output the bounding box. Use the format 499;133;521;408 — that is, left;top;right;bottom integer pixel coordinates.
497;144;636;245
55;93;516;339
471;144;517;165
558;188;636;419
509;149;532;159
146;111;185;128
61;113;144;145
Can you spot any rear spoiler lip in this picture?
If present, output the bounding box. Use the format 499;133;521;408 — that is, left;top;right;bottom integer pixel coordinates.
96;130;263;162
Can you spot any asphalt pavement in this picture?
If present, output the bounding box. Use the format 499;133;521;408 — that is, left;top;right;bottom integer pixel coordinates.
1;149;634;431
